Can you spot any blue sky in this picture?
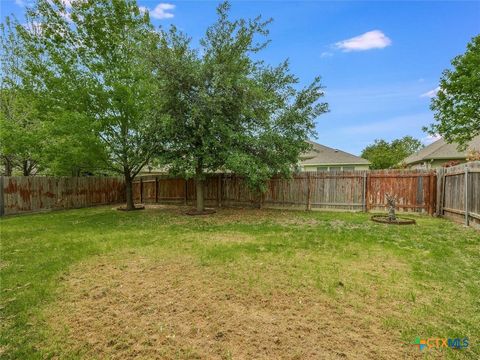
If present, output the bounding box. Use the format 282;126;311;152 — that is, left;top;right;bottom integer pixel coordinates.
2;1;480;155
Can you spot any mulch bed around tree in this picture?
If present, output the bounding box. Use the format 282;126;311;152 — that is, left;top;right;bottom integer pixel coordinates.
185;208;217;216
117;205;145;211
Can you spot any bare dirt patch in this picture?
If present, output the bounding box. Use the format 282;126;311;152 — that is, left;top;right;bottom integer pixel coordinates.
44;256;421;359
194;232;255;244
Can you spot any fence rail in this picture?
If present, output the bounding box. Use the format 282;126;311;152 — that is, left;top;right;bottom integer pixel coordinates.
0;176;125;216
133;169;437;214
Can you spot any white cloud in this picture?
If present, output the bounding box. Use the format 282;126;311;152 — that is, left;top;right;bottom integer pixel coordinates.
422;134;441;145
335;30;392;52
420;87;440;98
320;51;333;58
146;3;175;20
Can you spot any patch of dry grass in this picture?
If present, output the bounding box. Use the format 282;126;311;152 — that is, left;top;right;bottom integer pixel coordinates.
44;254;421;360
1;205;478;359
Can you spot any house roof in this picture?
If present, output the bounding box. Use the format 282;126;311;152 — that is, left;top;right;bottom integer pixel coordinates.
404;135;480;165
300;141;371;166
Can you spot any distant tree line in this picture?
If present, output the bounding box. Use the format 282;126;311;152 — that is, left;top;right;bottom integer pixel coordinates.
361;136;423;169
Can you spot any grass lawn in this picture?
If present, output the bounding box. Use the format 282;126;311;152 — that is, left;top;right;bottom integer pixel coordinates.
1;205;479;359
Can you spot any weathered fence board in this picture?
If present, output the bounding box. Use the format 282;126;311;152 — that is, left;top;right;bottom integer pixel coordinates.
132;170;436;214
438;161;480;227
0;176;125;216
301;172;364;210
367;170;435;214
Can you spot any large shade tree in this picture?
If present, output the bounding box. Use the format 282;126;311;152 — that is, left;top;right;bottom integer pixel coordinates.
424;35;480;149
152;2;328;213
6;0;166;209
1;17;106;177
0;18;44;176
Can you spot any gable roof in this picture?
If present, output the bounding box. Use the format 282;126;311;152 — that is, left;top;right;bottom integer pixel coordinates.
300;141;371;166
404;135;480;165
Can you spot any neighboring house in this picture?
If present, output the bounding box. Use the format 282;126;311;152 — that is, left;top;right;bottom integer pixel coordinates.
140;140;371;174
299;141;370;172
403;135;480;169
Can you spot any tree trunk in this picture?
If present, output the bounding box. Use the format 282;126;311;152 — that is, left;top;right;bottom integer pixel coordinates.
124;172;135;211
195;163;205;212
3;156;13;176
22;160;30;176
196;177;205;212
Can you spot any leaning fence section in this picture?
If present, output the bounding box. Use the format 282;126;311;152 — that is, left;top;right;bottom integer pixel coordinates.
436;161;480;227
0;176;125;216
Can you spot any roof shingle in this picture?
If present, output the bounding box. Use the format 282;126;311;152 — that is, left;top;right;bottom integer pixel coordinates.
300;141;370;165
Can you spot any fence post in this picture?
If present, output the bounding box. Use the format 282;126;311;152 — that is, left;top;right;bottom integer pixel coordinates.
0;176;4;217
217;174;222;208
362;171;367;212
140;177;143;204
431;172;436;216
465;165;469;226
436;168;444;216
155;176;158;203
365;171;371;212
184;179;188;206
306;173;311;211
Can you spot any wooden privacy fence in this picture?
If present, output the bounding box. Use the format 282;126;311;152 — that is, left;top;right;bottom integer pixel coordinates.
0;176;125;216
436;161;480;227
3;166;479;227
133;169;437;214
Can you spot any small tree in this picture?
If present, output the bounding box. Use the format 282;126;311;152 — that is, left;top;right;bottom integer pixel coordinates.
152;2;328;212
361;136;423;169
424;35;480;149
8;0;167;209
